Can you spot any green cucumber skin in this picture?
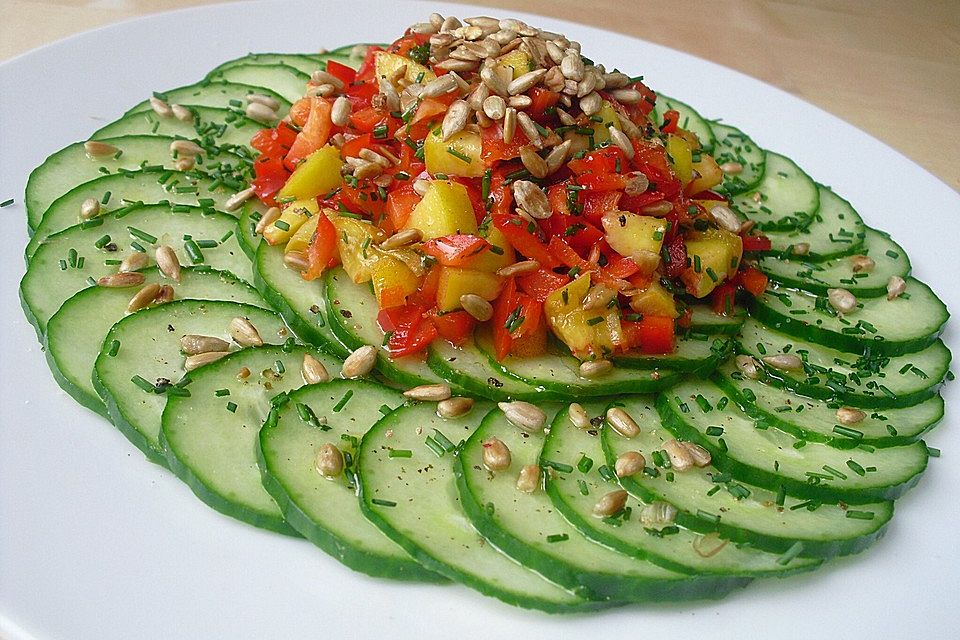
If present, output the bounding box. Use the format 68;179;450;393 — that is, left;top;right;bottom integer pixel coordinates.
252;244;350;359
711;371;944;448
655;394;927;504
91;370;167;466
454;411;751;602
426;342;543;402
90;107;265;148
749;282;948;358
611;336;732;375
709;121;765;196
760;186;866;263
601;430;893;559
126;81;290;116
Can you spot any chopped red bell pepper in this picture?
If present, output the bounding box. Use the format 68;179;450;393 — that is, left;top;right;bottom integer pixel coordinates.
517;268;570;302
286;98;333;165
711;281;738;316
377;303;438;357
385;184;420;230
325;59;357;86
631;315;676;354
663;235;687;279
741;235;772;252
493;214;559;268
428;309;476;346
661;109;680;134
303;213;338;281
491;279;542;360
738;266;769;296
421;234;490;267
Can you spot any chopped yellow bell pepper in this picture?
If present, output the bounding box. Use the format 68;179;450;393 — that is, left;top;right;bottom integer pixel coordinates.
682;228;743;297
687;154;723;195
590;101;622;144
285;215;319;254
629;280;679;318
277;145;342;201
666;134;694;186
404;180;478;240
544;274;624;357
496;50;532;79
374;52;435;87
369;249;421;308
333;214;386;283
468;226;516;272
601;211;668;260
436;266;502;312
424;128;485;178
263;198;318;246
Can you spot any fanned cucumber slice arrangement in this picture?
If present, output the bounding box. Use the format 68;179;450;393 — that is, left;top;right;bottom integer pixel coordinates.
18;32;952;615
259;380;444;582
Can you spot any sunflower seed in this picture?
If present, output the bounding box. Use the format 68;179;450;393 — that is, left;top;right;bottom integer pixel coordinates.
623;171;650;196
519;146;548;179
175;156;195;171
498;401;546;433
683;441;712;467
315;443;344;478
404;383;453;402
97;272;145;288
119;251;149;273
480;95;507;121
169;139;203;157
544;140;572;174
171;104;194;122
516;111;542;147
247;93;282;110
342;345;377;378
380;228;423;250
496;259;540;277
331;95;352;127
223;187;255;212
184;351;230;372
283;250;309;271
502;106;517;143
125;283;162;312
149;96;173;118
255;207;281;235
593;489;628;517
792;242;811;256
579;359;612;378
516;464;540;493
568;403;591;429
229;317;263;347
460;293;494;321
301;353;330;384
442;100;471;141
180;334;231;355
507;69;547;95
639;501;677;527
710;204;741;233
641;201;673;216
512;180;551;219
608;126;635;159
309;70;345;91
827;288;857;314
608;88;643;103
245;102;277;123
437;396;475;418
762;353;804;371
887;275;906;300
482;437;512;471
601;72;631;89
606;407;640;438
560;53;585;81
480;66;509;97
720;161;743;174
421;74;459;98
849;255;876;273
735;354;761;379
436;58;478;73
615;451;646;478
545;40;565;65
83;141;118;157
579;91;602;116
663;439;695;471
80;197;100;220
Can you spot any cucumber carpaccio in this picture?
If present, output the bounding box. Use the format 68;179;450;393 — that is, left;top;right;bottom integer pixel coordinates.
18;15;951;614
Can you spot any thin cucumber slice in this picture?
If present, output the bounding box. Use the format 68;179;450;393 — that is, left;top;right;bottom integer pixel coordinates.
27;168;245;258
258;380;443;582
45;267;267;415
237;202;263;257
477;331;684;398
688;303;746;335
26;134;218;231
21;204;250;334
653;95;715;152
207;63;309;104
90;106;264;148
729;152;820;232
598;396;893;558
750;278;948;356
93;300;288;463
455;408;752;602
544;411;821;576
737;318;949;409
713;359;944;447
762;186;866;261
709;121;765;195
161;345;339;535
253;243;349;358
126;82;290;116
611;334;732;375
325;268;449;387
208;52;327;76
658;380;928;503
359;402;605;613
427;336;543;402
757;227;910;296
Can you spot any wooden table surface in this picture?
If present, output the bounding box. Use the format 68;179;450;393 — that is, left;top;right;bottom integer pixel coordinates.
3;0;958;191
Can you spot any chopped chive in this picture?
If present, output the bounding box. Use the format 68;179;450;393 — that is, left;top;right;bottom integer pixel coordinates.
705;426;724;436
273;359;285;375
195;239;219;249
597;465;615;482
214;388;230;397
0;198;14;208
833;425;863;440
127;226;157;244
389;449;413;458
541;459;574;474
226;401;238;413
184;239;204;264
845;510;875;520
333;389;354;412
371;498;396;507
846;459;866;476
274;219;291;231
424;436;445;458
775;485;786;506
131;375;155;392
546;533;569;543
777;541;804;565
577;455;593;473
94;234;112;249
577;479;589;495
446;147;472;163
433;430;456;452
696;509;720;525
926;446;941;458
107;340;121;357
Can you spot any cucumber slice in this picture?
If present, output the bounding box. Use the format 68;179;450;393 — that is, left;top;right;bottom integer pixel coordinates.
324;268;449;387
757;227;910;296
207;63;309;104
729;152;820;231
208;52;327;76
26;134;221;232
611;334;732;375
21;203;250;334
161;344;339;535
358;401;604;612
237;202;263;257
543;410;821;576
658;380;928;503
427;336;543;402
27;169;246;258
126;82;290;116
709;121;765;195
477;331;684;398
93;300;288;463
750;278;948;356
258;380;445;582
90;107;264;148
598;396;893;557
45;267;267;415
253;243;348;358
328;43;384;62
455;408;753;602
653;95;716;152
688;303;746;335
713;359;944;447
762;186;866;261
737;318;949;409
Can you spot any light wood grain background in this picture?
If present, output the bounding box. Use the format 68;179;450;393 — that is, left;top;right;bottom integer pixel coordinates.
3;0;958;191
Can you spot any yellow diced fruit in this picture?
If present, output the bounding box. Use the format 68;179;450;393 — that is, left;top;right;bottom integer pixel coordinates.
374;52;435;87
263;199;318;246
544;274;624;357
687;154;723;195
278;145;342;201
285;215;319;254
333;214;386;283
424;128;485;178
590;101;622;144
436;267;502;312
369;249;421;308
468;226;515;272
629;280;679;318
496;50;532;79
405;180;478;240
665;134;694;186
602;211;667;260
682;228;743;297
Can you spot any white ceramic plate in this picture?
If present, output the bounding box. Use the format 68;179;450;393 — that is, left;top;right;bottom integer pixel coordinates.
1;1;958;638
